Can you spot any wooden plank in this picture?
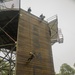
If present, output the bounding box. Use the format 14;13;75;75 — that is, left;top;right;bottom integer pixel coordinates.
16;9;55;75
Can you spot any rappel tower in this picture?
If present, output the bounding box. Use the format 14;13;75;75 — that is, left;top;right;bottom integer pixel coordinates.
0;0;63;75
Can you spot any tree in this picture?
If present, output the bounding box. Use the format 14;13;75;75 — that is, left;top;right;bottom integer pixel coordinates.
55;73;60;75
56;63;75;75
0;58;10;75
59;63;75;75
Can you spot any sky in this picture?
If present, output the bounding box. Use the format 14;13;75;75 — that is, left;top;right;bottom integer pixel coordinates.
20;0;75;73
1;0;19;8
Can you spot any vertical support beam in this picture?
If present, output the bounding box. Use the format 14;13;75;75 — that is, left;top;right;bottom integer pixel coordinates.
9;47;13;75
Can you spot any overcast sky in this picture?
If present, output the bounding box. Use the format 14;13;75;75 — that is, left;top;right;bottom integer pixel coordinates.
21;0;75;73
3;0;19;8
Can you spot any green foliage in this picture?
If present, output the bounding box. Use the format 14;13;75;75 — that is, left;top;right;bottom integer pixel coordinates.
0;58;9;75
56;73;60;75
56;63;75;75
60;63;75;75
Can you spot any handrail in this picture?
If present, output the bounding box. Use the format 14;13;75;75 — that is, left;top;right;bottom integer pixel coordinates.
46;15;58;23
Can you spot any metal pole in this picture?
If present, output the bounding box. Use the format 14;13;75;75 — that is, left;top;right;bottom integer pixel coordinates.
9;46;15;75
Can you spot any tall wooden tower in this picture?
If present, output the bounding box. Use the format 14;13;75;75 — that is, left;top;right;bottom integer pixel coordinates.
15;9;63;75
0;1;63;75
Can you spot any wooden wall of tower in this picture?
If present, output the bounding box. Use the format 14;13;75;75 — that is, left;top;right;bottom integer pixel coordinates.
16;9;55;75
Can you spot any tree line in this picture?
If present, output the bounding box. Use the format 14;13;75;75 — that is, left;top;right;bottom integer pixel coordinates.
0;58;75;75
56;63;75;75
